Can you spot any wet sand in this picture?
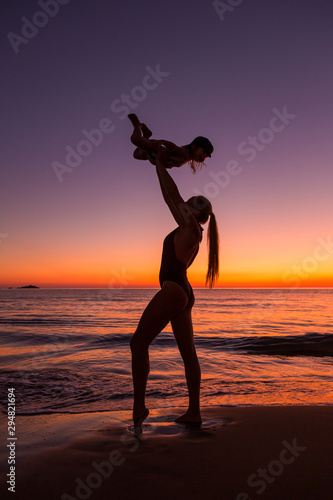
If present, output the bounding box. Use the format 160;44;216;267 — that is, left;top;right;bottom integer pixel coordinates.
0;406;332;499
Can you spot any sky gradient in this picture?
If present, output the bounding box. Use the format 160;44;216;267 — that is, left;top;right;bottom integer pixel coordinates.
1;0;333;288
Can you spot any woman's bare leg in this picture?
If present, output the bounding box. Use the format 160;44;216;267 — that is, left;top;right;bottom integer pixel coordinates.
130;282;188;430
171;306;202;424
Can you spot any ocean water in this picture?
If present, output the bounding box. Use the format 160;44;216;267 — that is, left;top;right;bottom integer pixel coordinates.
0;288;332;416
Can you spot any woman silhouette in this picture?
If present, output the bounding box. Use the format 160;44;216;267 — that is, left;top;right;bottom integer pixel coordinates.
130;145;219;432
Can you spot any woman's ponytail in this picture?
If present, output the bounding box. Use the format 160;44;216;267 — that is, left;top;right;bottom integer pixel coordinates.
205;212;219;288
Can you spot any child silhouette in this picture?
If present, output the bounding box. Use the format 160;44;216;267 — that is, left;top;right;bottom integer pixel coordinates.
128;114;213;173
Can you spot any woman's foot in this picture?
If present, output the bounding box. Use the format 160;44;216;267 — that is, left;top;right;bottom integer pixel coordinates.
175;411;202;426
133;407;149;433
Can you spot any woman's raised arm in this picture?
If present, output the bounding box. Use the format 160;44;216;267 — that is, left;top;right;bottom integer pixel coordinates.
155;146;197;227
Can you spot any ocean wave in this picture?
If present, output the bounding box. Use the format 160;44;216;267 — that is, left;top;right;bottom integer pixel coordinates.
0;317;111;327
88;332;333;357
1;325;331;357
88;332;333;356
195;333;333;357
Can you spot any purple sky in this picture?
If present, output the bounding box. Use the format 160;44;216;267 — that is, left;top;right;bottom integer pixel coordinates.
1;0;333;287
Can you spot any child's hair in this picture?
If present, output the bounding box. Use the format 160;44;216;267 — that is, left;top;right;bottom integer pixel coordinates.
188;159;204;173
186;136;214;173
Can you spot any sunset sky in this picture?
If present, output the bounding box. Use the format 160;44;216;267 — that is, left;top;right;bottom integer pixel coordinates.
1;0;332;288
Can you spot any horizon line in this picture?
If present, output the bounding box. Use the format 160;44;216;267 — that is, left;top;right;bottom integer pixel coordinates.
1;286;332;290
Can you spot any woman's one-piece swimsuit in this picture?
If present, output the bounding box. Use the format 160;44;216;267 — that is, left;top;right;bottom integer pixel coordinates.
159;227;203;307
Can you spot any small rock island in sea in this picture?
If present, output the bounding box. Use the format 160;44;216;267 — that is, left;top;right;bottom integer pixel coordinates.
18;285;40;289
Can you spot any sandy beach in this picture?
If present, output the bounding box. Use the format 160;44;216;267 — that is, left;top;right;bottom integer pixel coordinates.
1;405;332;500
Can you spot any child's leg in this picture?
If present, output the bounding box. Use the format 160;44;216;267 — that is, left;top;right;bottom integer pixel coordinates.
141;123;152;139
130;129;155;151
128;114;152;138
128;114;154;153
133;149;148;160
128;113;141;128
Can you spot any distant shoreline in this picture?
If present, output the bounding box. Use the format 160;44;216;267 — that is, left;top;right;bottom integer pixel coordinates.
16;285;39;289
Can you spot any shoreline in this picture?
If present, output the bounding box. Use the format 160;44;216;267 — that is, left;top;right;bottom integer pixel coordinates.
1;405;332;499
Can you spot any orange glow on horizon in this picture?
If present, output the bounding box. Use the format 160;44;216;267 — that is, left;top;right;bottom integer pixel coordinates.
1;240;331;289
1;273;332;289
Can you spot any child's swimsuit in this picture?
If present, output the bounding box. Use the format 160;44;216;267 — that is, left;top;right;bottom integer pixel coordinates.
146;146;184;168
159;227;203;308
